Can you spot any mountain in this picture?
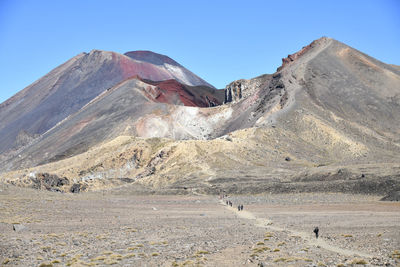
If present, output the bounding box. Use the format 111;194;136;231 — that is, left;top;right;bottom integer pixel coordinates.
0;50;216;154
1;37;400;195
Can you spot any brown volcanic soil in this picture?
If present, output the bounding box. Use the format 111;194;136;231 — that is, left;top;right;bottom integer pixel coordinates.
0;185;399;267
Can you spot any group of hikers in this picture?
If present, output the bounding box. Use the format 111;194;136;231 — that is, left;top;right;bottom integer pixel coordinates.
220;194;244;211
220;194;319;239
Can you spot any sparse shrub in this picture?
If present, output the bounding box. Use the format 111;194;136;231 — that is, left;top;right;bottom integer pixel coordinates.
317;262;326;266
123;253;135;259
151;252;159;256
350;258;368;265
109;254;123;261
256;241;264;245
91;255;106;261
272;248;280;252
103;259;118;265
48;233;59;238
392;250;400;259
264;232;273;237
38;262;53;267
277;242;286;246
252;246;269;253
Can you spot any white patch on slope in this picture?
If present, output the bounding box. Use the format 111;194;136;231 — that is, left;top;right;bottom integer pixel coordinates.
163;63;194;86
141;117;171;138
171;106;233;139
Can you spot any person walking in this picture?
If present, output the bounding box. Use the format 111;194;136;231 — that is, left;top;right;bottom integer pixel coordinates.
313;227;319;239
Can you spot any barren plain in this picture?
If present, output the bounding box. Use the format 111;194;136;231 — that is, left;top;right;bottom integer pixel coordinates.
0;184;399;267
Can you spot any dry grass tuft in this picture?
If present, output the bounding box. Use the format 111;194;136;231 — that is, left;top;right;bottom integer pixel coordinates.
252;246;270;253
264;232;273;238
350;258;368;265
342;234;353;238
123;253;135;259
103;259;118;265
91;255;106;261
392;250;400;259
109;254;123;261
273;257;286;262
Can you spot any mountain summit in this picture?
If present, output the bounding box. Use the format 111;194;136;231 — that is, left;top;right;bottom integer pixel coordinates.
0;49;218;155
124;50;181;66
124;50;215;88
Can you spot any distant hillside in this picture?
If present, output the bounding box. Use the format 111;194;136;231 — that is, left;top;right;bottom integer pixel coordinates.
1;38;400;195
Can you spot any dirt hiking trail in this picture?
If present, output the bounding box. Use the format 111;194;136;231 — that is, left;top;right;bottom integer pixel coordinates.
220;200;374;259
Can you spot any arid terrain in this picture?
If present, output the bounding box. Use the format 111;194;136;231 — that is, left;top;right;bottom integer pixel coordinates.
1;37;400;266
0;184;399;266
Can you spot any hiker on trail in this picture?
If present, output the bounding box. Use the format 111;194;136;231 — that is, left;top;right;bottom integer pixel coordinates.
313;227;319;239
226;200;228;205
237;205;240;211
240;204;243;211
229;201;232;207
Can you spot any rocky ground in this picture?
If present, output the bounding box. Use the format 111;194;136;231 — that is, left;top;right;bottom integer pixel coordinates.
0;184;399;266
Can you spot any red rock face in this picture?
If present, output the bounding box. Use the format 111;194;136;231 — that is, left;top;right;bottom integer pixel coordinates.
142;79;222;107
278;38;324;71
114;52;172;81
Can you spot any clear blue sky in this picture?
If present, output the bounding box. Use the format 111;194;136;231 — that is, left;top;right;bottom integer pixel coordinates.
1;0;399;103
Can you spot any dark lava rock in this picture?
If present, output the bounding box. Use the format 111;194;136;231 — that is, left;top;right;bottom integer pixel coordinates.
30;173;69;191
70;183;86;193
380;191;400;201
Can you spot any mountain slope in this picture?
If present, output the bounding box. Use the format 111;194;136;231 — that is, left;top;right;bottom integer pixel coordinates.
1;37;400;195
0;50;215;154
